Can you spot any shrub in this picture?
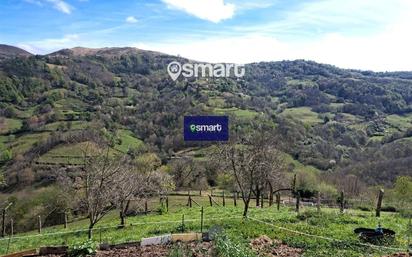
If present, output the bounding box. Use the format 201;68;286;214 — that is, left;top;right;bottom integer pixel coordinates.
356;206;371;212
157;203;168;215
381;206;397;213
69;240;97;257
214;232;256;257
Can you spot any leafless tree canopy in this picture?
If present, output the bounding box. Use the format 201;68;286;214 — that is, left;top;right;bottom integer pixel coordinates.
60;144;174;238
215;129;288;217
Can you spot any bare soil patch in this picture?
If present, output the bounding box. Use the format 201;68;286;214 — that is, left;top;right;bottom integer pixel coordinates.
38;241;213;257
250;235;303;257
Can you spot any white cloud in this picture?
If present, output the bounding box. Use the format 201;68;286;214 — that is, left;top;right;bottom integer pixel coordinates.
25;0;73;14
46;0;72;14
16;0;412;71
133;35;291;64
134;13;412;71
125;16;138;23
162;0;235;23
18;34;81;54
24;0;43;6
136;0;412;71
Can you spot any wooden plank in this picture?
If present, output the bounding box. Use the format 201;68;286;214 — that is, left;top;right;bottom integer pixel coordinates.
1;249;37;257
171;233;202;242
39;246;68;255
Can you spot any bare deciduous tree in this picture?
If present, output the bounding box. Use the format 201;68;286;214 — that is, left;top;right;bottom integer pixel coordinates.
216;130;287;217
113;167;174;227
60;145;126;239
60;144;175;236
170;157;206;190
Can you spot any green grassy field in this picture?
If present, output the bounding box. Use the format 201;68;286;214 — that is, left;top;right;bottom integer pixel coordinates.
0;195;410;257
286;78;317;88
208;96;225;108
42;121;92;131
0;118;22;134
36;141;98;165
9;132;51;155
214;107;260;119
282;153;320;174
280;107;323;125
113;129;144;153
36;133;142;165
385;114;412;132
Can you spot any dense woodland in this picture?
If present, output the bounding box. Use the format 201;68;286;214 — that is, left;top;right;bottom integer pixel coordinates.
0;45;412;231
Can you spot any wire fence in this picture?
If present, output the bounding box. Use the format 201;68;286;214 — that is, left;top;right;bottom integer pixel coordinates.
0;212;243;255
1;193;411;256
0;208;411;256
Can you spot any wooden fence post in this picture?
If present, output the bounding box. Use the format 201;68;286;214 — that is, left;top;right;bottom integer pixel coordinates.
166;197;169;212
269;191;273;207
317;192;321;212
64;212;68;229
256;189;260;207
145;200;148;215
10;219;13;236
376;189;384;217
200;207;204;233
233;192;237;207
340;191;345;213
222;191;225;207
38;215;42;234
188;195;192;208
261;192;264;208
1;209;5;237
181;214;185;233
295;193;300;213
208;195;213;207
276;193;280;211
1;203;12;238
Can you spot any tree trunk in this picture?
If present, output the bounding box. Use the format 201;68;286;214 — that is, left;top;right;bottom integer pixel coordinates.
125;200;131;214
256;187;260;207
233;192;237;207
243;199;250;217
88;224;94;239
119;211;125;227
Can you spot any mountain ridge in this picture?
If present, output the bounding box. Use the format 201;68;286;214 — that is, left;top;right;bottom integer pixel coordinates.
2;44;412;74
0;44;412;189
0;44;32;59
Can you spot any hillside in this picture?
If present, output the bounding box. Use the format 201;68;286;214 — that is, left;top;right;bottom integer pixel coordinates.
0;45;412;189
0;44;32;59
1;202;410;257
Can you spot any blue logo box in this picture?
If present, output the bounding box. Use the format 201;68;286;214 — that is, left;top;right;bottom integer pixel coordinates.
184;116;229;141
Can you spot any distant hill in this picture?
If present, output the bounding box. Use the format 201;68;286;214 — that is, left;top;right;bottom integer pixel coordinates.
0;46;412;189
0;44;32;59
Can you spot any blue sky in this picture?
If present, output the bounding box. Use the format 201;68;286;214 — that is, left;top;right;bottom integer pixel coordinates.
1;0;411;71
